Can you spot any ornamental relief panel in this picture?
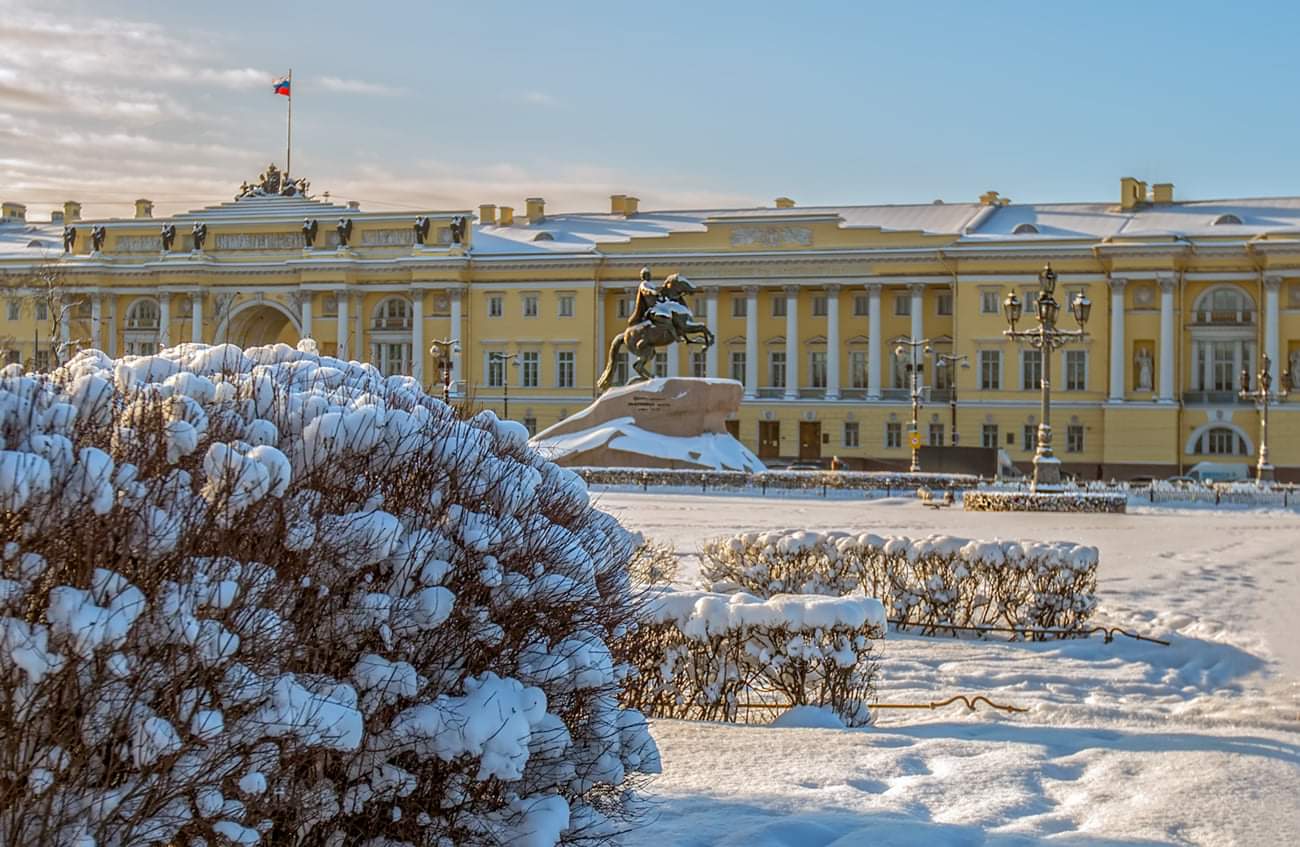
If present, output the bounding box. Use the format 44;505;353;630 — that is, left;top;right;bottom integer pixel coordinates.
729;225;814;248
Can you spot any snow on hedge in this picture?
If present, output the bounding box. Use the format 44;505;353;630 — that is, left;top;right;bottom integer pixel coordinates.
617;589;885;726
0;342;658;846
699;529;1099;636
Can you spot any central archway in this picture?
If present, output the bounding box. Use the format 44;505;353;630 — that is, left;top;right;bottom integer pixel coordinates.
221;301;301;349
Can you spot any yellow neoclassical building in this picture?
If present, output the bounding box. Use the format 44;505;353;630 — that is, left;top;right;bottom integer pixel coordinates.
2;173;1299;480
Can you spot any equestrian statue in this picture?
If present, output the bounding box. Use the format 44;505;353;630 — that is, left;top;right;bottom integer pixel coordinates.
596;267;714;393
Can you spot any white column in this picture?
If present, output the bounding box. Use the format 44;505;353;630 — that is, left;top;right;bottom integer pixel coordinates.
867;283;882;399
1158;276;1175;402
744;285;759;398
411;290;425;383
353;295;363;362
58;308;70;362
909;283;924;344
594;285;606;380
1264;275;1281;394
1108;277;1127;401
191;293;203;344
705;287;719;378
300;292;313;339
158;294;170;349
91;294;102;350
106;297;116;358
783;285;799;399
825;284;840;399
336;291;349;360
449;288;463;394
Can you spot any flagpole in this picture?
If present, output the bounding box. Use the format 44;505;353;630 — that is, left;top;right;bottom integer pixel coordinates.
285;69;293;178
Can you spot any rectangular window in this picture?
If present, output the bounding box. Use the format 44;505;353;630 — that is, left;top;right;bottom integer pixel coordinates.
850;351;867;388
730;351;746;385
1067;424;1084;453
488;296;503;318
1023;424;1036;452
487;355;505;387
614;355;629;386
522;295;538;318
843;421;860;447
981;424;999;450
853;294;870;316
523;416;538;437
980;290;1000;314
979;350;1001;390
885;421;902;448
936;292;953;316
35;301;48;321
521;351;539;387
894;294;910;316
34;350;50;371
556;351;575;388
810;351;827;388
616;297;630;319
4;350;18;364
929;422;944;446
690;350;706;378
558;295;575;317
769;351;786;388
812;295;827;317
653;351;667;378
732;295;747;317
1065;350;1087;391
934;358;954;390
772;296;786;318
6;301;17;321
1021;349;1042;391
1212;342;1235;391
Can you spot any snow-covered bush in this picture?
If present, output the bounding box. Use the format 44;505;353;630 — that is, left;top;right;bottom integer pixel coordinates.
626;538;679;586
572;467;979;493
617;590;884;726
963;490;1127;513
699;530;1099;637
0;343;658;846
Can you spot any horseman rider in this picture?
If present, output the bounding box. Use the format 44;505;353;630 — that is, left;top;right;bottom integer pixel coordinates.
628;267;696;334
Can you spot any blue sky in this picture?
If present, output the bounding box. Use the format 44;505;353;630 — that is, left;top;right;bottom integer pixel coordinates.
3;0;1299;218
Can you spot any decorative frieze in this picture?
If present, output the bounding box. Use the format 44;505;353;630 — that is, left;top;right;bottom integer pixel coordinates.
214;233;302;250
730;225;813;248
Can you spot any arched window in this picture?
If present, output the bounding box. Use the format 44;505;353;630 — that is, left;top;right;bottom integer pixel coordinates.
1193;427;1249;456
1012;223;1040;235
371;297;412;330
125;298;160;330
1212;213;1244;226
1192;285;1253;325
532;231;555;242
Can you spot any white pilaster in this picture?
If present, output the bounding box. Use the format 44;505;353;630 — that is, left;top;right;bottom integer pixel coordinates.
336;291;349;360
825;284;840;399
1158;276;1175;402
667;342;680;377
867;283;882;399
594;285;606;379
353;295;363;363
1108;278;1127;401
106;297;116;358
300;292;313;339
158;295;170;349
90;294;102;350
909;283;924;344
705;287;719;378
784;285;799;400
449;288;463;394
412;290;425;383
744;286;759;399
191;293;203;344
58;307;70;362
1264;275;1281;394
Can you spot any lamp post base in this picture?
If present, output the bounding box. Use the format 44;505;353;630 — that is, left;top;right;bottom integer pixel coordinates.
1031;455;1063;492
1256;462;1275;484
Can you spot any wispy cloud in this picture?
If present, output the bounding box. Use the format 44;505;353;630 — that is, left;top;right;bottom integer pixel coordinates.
316;76;403;96
513;90;559;107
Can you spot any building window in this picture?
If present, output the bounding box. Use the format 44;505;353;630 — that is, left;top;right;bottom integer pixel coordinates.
4;350;18;364
894;294;910;316
653;351;667;378
844;421;860;447
980;290;1000;314
885;421;902;449
936;292;953;316
614;355;629;386
850;351;867;388
5;301;17;321
558;295;575;317
372;297;411;330
929;422;944;446
732;294;747;317
124;341;156;357
853;294;869;316
1198;427;1247;455
934;358;954;391
1021;349;1042;391
616;297;630;319
690;350;706;378
521;351;539;386
523;416;538;437
125;299;158;330
34;301;48;322
1065;350;1086;391
1023;424;1036;452
979;350;1001;390
487;355;506;387
981;424;999;450
488;296;503;318
769;351;786;388
730;351;746;385
812;295;827;317
1212;342;1236;391
373;342;411;376
772;295;787;317
34;350;50;371
556;351;575;388
522;295;538;318
1067;424;1084;453
810;351;827;388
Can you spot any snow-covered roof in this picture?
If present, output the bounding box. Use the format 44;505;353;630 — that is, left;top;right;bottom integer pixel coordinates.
0;220;65;258
962;197;1300;240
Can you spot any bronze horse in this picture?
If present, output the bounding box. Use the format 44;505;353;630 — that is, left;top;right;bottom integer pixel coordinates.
596;273;714;393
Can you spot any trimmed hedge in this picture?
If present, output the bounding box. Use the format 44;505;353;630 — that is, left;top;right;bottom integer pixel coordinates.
574;467;980;493
963;491;1127;513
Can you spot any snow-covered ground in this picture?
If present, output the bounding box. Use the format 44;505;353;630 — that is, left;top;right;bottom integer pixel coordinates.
595;493;1300;846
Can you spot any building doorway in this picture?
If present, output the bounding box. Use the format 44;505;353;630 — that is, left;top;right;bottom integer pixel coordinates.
758;421;781;459
799;421;822;460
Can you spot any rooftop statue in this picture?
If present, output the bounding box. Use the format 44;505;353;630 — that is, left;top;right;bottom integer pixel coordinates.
236;163;311;200
596;268;714;393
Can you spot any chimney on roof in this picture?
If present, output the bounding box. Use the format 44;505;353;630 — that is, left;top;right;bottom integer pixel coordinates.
526;197;545;223
623;196;639;217
979;190;1001;206
1152;182;1174;204
1120;177;1147;211
774;197;796;209
499;205;514;226
609;194;626;215
479;204;497;225
63;201;82;222
50;210;64;225
1;202;27;223
134;198;154;219
347;200;360;211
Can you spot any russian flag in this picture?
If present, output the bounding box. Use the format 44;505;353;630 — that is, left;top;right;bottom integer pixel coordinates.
272;75;291;96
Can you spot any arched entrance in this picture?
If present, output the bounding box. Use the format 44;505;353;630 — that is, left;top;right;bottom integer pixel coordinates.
220;301;301;349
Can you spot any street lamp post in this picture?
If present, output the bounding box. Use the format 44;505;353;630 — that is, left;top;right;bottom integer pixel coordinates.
1238;354;1291;484
934;353;970;446
1002;264;1091;492
894;338;933;473
428;338;459;405
488;351;519;420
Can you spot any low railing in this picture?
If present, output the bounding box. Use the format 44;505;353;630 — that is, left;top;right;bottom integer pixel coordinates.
1182;390;1250;405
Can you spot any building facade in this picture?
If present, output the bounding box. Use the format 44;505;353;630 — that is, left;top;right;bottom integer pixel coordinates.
2;174;1299;479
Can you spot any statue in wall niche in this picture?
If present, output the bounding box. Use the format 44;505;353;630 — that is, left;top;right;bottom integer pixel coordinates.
449;215;468;245
414;215;431;245
302;218;318;248
90;225;106;252
160;224;176;252
62;226;76;254
192;222;207;252
597;269;714;392
336;218;353;248
1290;350;1300;390
1135;347;1153;391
